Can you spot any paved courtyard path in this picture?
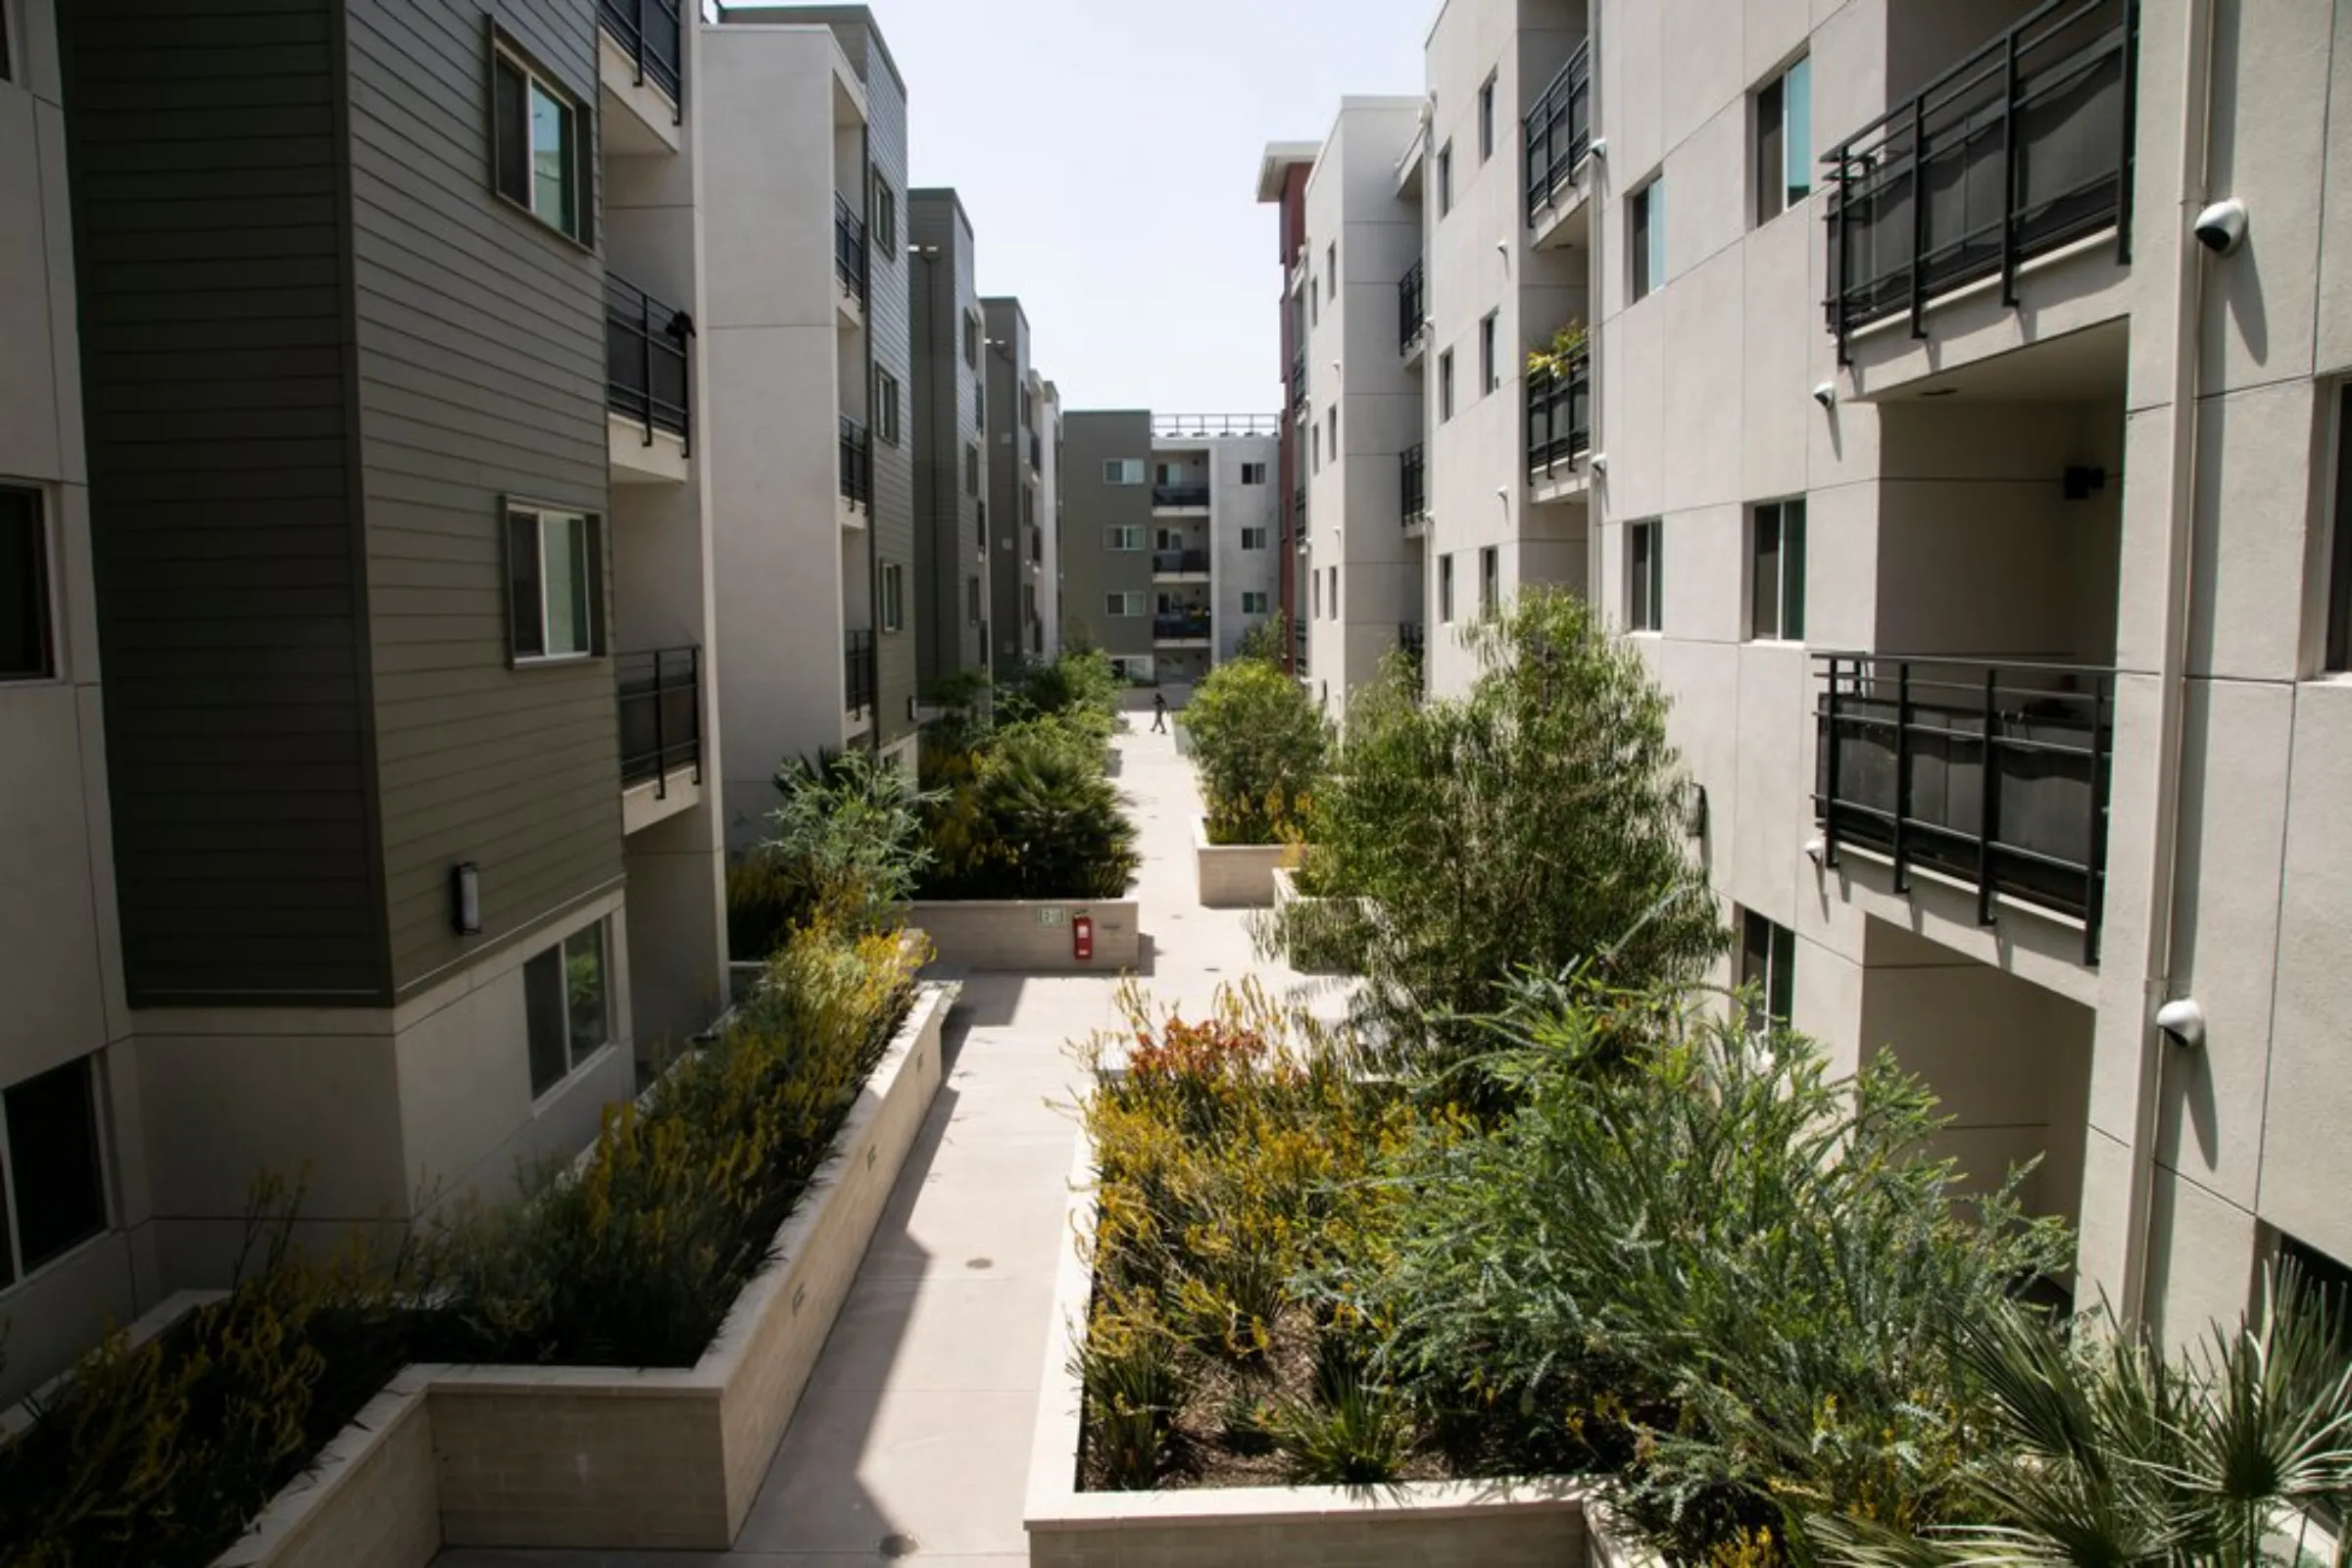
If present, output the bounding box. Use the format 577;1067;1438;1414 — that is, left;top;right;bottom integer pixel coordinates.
438;722;1334;1566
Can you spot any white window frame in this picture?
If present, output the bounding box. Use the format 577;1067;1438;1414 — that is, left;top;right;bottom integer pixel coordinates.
1480;312;1499;394
509;503;603;663
1437;140;1454;217
1628;518;1663;633
1754;56;1813;226
1739;907;1795;1040
1478;73;1496;163
1440;553;1455;622
1631;177;1666;301
1439;350;1456;421
1480;545;1499;616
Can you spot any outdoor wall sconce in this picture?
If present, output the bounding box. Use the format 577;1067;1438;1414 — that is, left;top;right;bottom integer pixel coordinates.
451;861;483;936
2063;465;2108;500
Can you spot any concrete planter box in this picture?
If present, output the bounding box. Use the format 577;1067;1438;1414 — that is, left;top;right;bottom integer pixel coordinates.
1270;865;1357;975
1026;1129;1629;1568
206;981;956;1563
909;899;1140;972
1193;818;1286;908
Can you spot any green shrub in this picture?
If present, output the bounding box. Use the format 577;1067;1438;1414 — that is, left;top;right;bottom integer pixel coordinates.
1234;612;1293;666
1182;658;1328;846
727;749;937;959
917;716;1139;901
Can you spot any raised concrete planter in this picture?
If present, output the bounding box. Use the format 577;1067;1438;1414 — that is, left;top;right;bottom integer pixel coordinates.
207;981;956;1563
910;899;1140;972
1024;1129;1624;1568
1193;818;1285;908
1269;865;1355;975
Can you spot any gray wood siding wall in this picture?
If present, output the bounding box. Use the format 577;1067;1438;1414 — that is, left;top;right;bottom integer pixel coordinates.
981;298;1031;678
1059;412;1155;659
907;195;981;695
345;0;620;996
855;30;916;748
60;0;390;1004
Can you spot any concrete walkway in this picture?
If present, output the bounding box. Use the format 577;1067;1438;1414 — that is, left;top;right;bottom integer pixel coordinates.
438;724;1331;1566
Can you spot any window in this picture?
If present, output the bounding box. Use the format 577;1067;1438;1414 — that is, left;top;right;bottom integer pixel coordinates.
1103;459;1145;485
508;505;603;661
492;47;589;243
1749;498;1807;641
525;923;610;1098
963;313;981;368
872;175;897;256
1311;423;1322;472
966;444;981;496
875;369;902;445
1479;312;1499;394
1478;73;1496;163
882;563;905;632
1631;178;1665;301
1154;461;1182;486
1328;566;1340;621
1328;404;1339;456
974;380;985;427
1310;280;1319;328
1326;241;1338;300
1439;350;1456;421
1022;488;1035;528
0;1055;109;1287
1106;591;1145;617
2327;387;2352;671
1312;569;1323;619
1243;591;1270;614
0;3;11;81
1480;546;1499;615
1022;387;1037;428
1628;518;1663;631
1241;526;1268;550
1109;654;1155;683
1241;462;1267;485
1439;553;1455;622
1755;57;1812;223
1;488;52;681
967;576;982;624
1437;140;1454;216
1739;909;1795;1039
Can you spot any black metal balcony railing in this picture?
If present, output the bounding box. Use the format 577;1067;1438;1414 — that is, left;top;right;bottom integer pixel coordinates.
598;0;683;108
1400;442;1427;526
1823;0;2137;359
606;271;691;450
1294;616;1310;677
1152;549;1211;575
1524;36;1592;222
1398;622;1425;658
845;629;877;715
616;646;701;795
1289;349;1306;413
1029;432;1043;471
1526;348;1592;476
1293;487;1307;539
1152;483;1211;510
834;192;869;307
1154;612;1212;642
838;416;871;509
1814;654;2112;964
1397;257;1427;355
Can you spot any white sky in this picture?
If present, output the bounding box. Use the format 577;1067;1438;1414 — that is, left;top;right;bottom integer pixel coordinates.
864;0;1436;416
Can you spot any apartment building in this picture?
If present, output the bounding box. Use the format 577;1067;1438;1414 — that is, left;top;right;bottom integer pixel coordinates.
1293;0;2352;1335
1040;379;1066;659
981;297;1046;675
909;188;990;695
1256;143;1320;677
706;5;920;841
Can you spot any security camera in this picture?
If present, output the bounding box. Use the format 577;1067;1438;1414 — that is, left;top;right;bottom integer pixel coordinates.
2154;997;2206;1050
2192;198;2247;256
1588;452;1607;472
1588;137;1607;159
1811;381;1837;409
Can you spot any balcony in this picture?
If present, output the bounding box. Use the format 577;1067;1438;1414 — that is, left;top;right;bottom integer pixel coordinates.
834;194;868;318
1400;442;1427;532
845;629;878;718
1397;258;1428;361
606;272;692;482
1294;616;1309;677
1152;549;1210;577
596;0;683;152
1152;611;1212;645
1814;654;2113;964
1029;432;1043;472
1289;349;1306;416
1524;37;1592;239
1152;483;1210;512
839;416;872;517
617;645;701;831
1823;0;2136;360
598;0;681;103
1294;487;1308;547
1526;348;1592;494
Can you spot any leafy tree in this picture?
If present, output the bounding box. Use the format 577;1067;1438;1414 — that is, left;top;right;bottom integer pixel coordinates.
917;717;1139;900
727;749;937;957
1287;587;1720;1064
1236;612;1292;666
1183;657;1329;845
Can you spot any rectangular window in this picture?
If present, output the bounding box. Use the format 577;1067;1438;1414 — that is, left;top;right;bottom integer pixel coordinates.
882;563;905;632
1154;461;1182;486
0;1055;109;1286
1479;74;1497;163
1241;526;1268;550
1739;909;1796;1038
1755;57;1812;224
974;380;985;427
2328;387;2352;671
875;369;902;445
872;175;897;256
1022;489;1035;528
1480;312;1499;394
1241;462;1267;485
1480;545;1498;616
492;48;588;243
1310;279;1319;328
1328;404;1339;456
1107;591;1145;617
1243;590;1269;614
0;488;53;681
1329;567;1340;621
508;505;603;662
1311;424;1322;472
963;313;980;368
1749;499;1807;641
525;922;610;1099
1437;141;1454;217
1628;518;1663;632
1326;241;1338;300
1103;459;1145;485
967;576;982;624
1439;350;1455;421
1631;178;1665;301
1439;553;1455;622
1312;570;1323;619
966;444;981;496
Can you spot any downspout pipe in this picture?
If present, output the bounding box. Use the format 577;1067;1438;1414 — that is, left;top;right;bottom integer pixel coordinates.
2119;0;2217;1330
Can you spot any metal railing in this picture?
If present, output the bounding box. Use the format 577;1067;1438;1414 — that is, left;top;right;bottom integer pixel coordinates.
597;0;683;108
617;646;701;793
1152;483;1211;510
1152;549;1210;575
1030;432;1043;470
834;193;868;307
1294;487;1307;539
1289;352;1306;414
1813;653;2112;963
838;416;871;509
1401;442;1427;526
1294;615;1310;676
606;271;691;451
1524;36;1592;222
1397;258;1427;355
1153;612;1212;642
1150;414;1285;438
845;629;877;715
1526;347;1592;476
1398;622;1425;658
1823;0;2137;359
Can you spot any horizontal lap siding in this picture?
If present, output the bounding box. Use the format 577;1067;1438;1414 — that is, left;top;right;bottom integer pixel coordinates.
345;0;619;996
63;0;390;1003
858;36;916;750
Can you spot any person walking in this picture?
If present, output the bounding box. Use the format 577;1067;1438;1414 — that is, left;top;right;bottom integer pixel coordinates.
1151;691;1169;734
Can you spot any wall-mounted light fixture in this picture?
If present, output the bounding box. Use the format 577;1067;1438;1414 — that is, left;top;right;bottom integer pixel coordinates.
451;861;483;936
